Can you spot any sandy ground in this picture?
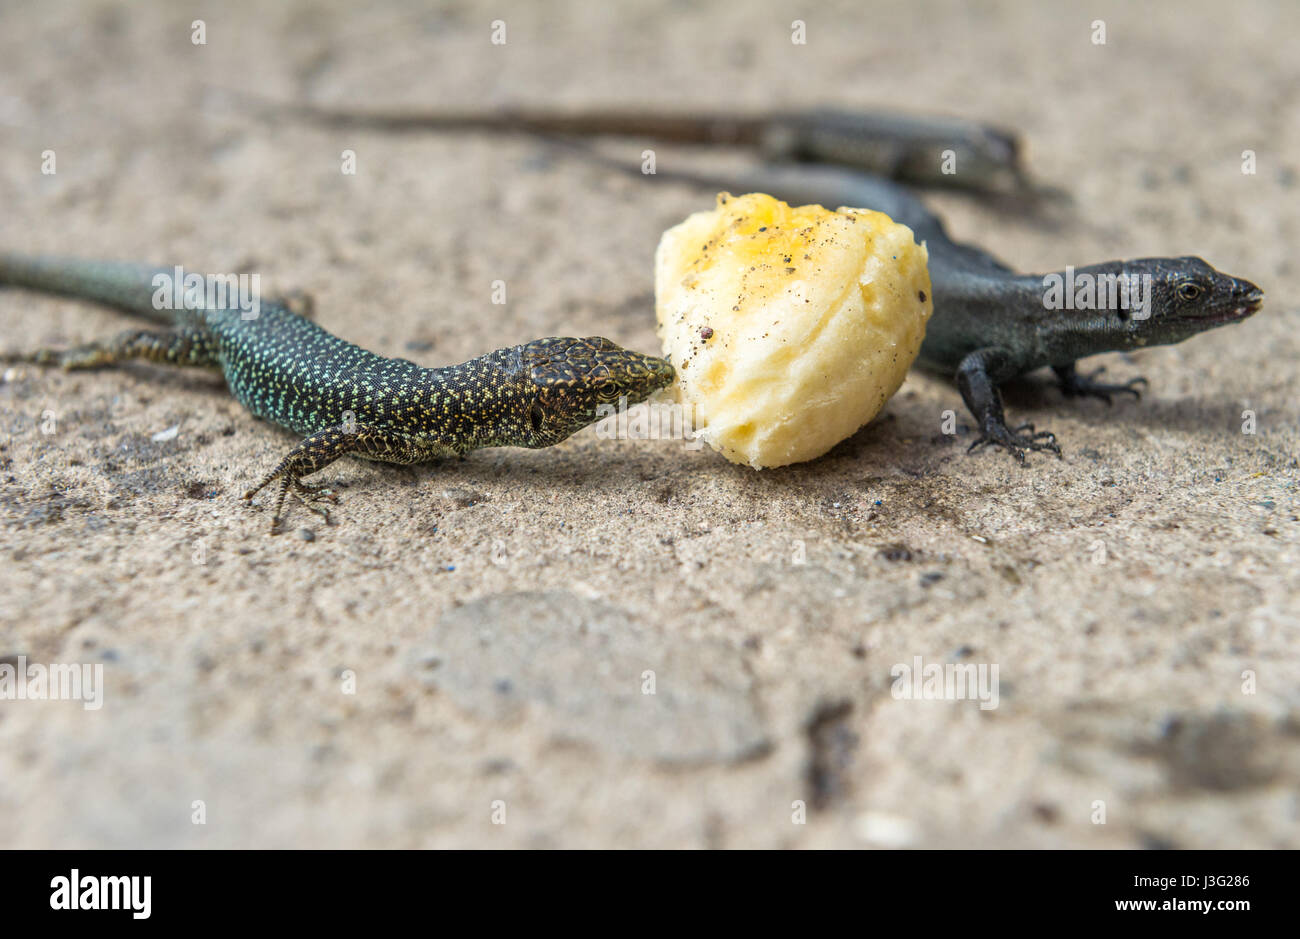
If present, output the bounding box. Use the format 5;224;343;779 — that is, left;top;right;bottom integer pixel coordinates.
1;0;1297;848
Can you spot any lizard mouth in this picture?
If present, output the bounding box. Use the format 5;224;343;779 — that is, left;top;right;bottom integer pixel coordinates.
1228;289;1265;321
1201;285;1263;326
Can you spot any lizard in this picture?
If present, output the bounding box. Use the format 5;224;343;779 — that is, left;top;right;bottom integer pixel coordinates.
227;93;1031;193
245;98;1264;459
632;163;1265;459
0;254;675;531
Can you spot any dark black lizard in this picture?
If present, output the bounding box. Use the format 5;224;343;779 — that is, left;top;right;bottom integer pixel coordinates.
695;164;1264;459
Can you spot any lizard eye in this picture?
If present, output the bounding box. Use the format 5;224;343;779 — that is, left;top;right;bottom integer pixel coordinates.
1177;282;1202;301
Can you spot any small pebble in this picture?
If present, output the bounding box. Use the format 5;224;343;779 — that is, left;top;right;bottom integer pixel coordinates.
297;528;315;542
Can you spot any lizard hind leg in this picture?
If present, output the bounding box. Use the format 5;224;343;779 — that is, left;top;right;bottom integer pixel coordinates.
243;425;357;534
13;327;218;370
1053;363;1147;405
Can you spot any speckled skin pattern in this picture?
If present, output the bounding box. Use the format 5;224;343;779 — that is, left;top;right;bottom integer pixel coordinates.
0;254;675;531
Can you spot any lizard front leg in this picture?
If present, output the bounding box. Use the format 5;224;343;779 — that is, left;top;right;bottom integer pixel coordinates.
1053;362;1147;404
7;327;218;369
957;347;1062;462
242;423;429;533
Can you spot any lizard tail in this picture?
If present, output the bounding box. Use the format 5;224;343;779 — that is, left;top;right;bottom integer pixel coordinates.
0;253;178;323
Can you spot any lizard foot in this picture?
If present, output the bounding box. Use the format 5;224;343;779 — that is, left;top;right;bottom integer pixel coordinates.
242;423;364;533
242;474;289;534
292;479;339;504
968;420;1062;463
244;475;341;534
1058;366;1147;405
1;345;115;368
290;479;338;525
2;330;217;370
241;473;304;533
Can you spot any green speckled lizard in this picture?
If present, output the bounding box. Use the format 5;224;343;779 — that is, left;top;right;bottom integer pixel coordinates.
0;255;674;532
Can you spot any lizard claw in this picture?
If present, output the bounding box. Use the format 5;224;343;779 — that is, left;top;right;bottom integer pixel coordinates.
244;474;340;533
969;420;1063;462
293;480;339;504
291;479;338;525
2;347;95;368
1060;366;1148;404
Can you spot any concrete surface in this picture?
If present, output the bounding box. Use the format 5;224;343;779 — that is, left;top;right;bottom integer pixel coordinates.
0;0;1296;848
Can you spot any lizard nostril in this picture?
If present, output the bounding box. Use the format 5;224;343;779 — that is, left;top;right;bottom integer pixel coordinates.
1232;279;1263;302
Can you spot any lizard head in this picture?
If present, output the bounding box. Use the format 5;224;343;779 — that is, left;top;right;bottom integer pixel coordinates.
518;336;675;447
1064;257;1263;351
1141;257;1263;338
